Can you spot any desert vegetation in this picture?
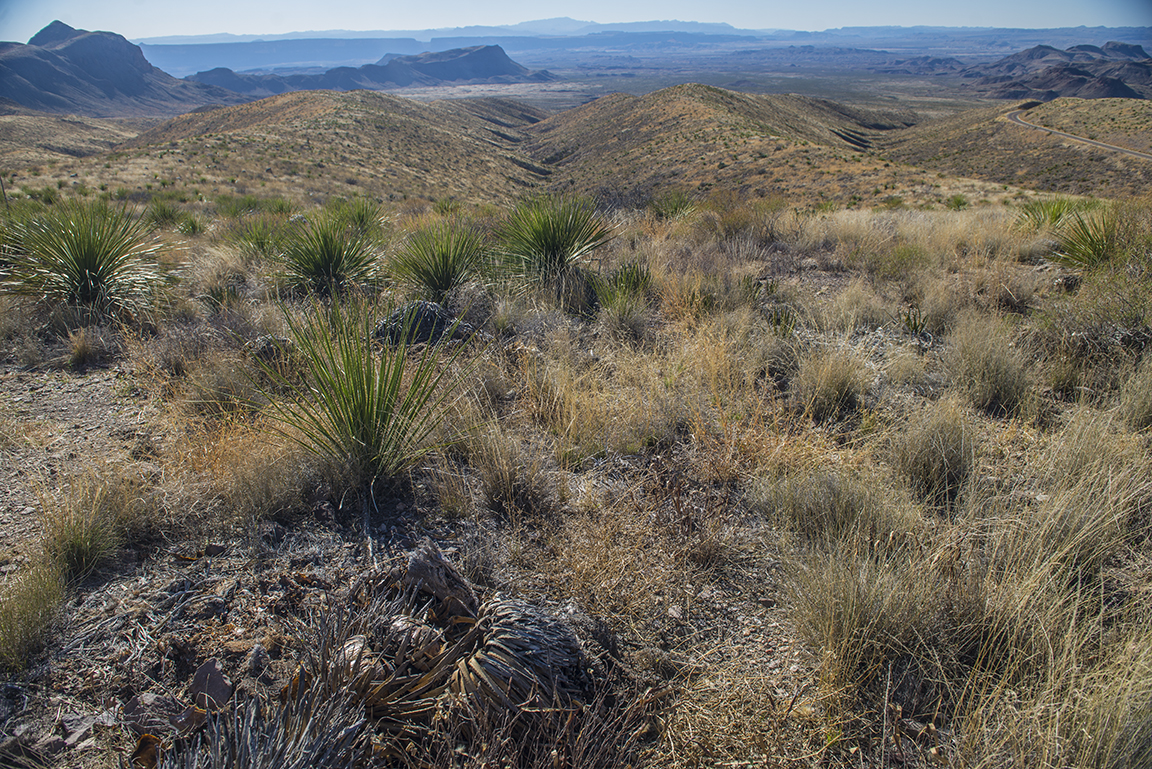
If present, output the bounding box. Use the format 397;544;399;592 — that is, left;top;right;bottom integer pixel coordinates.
0;177;1150;769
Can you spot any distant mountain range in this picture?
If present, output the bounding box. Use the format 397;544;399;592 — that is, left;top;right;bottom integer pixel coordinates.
1;20;1149;119
0;21;247;117
187;46;557;98
959;42;1152;100
0;21;557;117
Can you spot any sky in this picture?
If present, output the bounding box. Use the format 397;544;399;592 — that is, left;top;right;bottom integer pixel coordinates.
1;0;1150;43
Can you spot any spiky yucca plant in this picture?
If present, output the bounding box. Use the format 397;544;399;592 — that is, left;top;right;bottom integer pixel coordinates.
1053;210;1119;270
0;200;161;317
256;296;471;488
499;196;613;312
277;214;377;295
390;221;487;304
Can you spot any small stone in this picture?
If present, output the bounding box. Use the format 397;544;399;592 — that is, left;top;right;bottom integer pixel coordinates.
123;692;182;736
246;643;271;678
189;658;233;710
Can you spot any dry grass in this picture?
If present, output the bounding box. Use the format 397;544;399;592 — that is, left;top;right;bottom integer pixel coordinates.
793;345;868;422
947;310;1029;417
892;396;975;509
3;181;1152;769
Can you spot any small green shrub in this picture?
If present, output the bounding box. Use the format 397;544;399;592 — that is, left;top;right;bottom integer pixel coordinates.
256;296;473;487
226;213;288;260
945;194;969;211
648;189;696;220
328;197;384;237
1053;210;1119;270
389;220;487;304
1015;197;1090;231
145;199;183;230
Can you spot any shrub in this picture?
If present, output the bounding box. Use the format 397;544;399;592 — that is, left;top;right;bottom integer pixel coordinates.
256;296;473;488
945;194;969;211
277;213;378;294
144;199;182;230
216;194;291;218
1052;210;1119;270
0;200;161;317
892;396;974;509
1015;197;1089;231
389;220;487;304
499;196;613;312
648;189;696;220
226;212;288;260
328;197;384;237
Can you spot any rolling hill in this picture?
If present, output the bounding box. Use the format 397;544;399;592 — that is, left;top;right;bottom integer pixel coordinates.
523;84;926;203
111;90;551;204
879;97;1152;197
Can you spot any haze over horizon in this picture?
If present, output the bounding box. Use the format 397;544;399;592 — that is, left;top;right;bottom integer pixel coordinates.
2;0;1150;44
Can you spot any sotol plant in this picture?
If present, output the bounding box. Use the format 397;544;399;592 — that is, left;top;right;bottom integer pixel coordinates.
256;296;473;489
277;213;378;295
389;220;487;304
0;200;161;317
499;196;613;313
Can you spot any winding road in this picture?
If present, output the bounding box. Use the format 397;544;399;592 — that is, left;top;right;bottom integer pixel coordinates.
1005;109;1152;162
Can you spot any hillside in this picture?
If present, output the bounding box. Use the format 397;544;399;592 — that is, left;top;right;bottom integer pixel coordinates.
111;90;551;204
0;103;140;166
186;45;558;98
524;84;948;204
879;97;1152;197
0;21;248;117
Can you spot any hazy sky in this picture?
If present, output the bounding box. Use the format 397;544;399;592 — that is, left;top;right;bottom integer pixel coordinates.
2;0;1150;43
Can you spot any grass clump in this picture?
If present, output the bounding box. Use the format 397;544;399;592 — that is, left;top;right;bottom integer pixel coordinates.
499;195;613;312
277;213;378;294
389;220;487;304
948;311;1028;417
892;396;974;509
0;200;161;318
0;563;64;672
793;346;867;422
1118;356;1152;431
